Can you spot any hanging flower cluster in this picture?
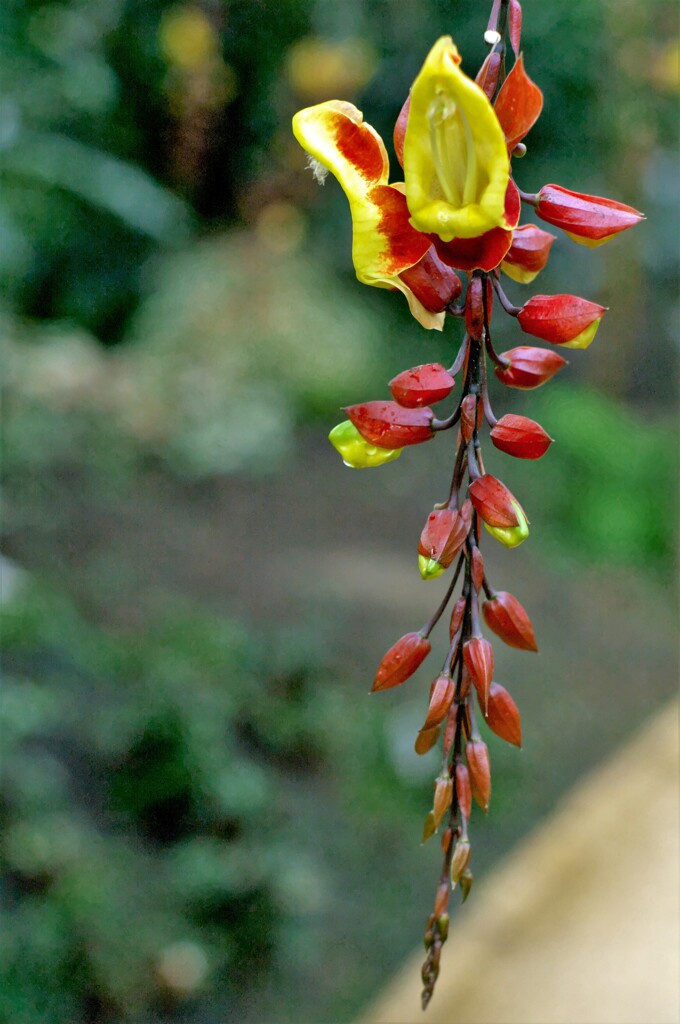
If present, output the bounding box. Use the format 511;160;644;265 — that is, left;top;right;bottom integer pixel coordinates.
293;0;643;1008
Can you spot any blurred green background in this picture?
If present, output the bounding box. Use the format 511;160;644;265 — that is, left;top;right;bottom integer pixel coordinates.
0;1;678;1022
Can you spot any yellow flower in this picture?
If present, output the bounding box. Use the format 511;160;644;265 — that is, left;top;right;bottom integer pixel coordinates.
403;37;511;242
292;101;455;330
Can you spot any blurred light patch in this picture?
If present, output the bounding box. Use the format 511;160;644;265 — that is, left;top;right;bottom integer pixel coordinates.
159;5;219;72
286;37;377;101
155;941;210;998
256;202;307;254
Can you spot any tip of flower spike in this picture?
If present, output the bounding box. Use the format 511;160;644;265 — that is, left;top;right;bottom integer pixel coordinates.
418;554;446;580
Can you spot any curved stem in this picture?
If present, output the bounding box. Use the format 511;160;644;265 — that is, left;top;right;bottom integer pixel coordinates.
421;554;465;638
491;275;521;316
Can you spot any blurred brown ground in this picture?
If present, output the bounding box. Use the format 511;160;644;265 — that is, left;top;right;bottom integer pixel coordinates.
361;700;680;1024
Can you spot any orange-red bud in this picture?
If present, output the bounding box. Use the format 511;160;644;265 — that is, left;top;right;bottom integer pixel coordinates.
393;94;410;169
423;675;455;729
495;345;566;389
501;224;556;284
470;547;485;593
469;474;521;528
418;502;472;570
466;740;491;811
433;774;453;828
460;394;484;443
535;184;644;246
433;881;449;918
463;637;494;712
449;596;467;641
494;54;543;151
517;294;606;348
399;247;463;313
389;363;455;408
345;401;434;448
441;827;453;856
464;276;492;339
490;413;553;460
372;632;431;692
415;725;440;756
486;681;522;747
455;763;472;820
422;810;437;843
442;709;456;759
475;49;502;100
482;590;538;652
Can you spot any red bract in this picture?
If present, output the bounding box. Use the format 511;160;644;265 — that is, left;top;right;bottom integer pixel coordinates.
482;590;537;651
418;502;472;568
393;93;410;168
466;740;491;811
372;631;431;692
455;763;472;820
535;184;645;247
485;681;522;747
508;0;522;55
449;596;467;641
517;293;606;346
389;363;455;408
494;54;543;151
460;394;484;443
415;726;440;756
490;413;553;460
475;49;502;100
346;401;434;447
469;474;520;528
463;637;494;711
470;547;485;593
495;345;566;389
464;276;493;340
501;223;556;284
399;247;463;312
424;675;455;729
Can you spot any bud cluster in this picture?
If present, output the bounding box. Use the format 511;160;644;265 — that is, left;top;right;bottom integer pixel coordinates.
293;0;643;1009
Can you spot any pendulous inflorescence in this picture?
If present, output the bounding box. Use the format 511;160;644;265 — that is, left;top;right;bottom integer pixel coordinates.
292;0;643;1009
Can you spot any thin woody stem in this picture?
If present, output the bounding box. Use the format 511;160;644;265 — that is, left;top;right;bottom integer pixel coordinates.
421;554;465;638
491;275;521;315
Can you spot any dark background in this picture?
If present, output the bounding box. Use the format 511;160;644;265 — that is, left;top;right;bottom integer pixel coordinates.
1;1;678;1022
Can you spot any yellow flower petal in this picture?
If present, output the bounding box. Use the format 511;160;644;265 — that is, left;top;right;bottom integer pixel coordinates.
292;101;445;328
404;36;511;241
559;316;602;350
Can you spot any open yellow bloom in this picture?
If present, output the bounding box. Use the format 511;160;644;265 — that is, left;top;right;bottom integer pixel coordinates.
292;101;465;330
403;37;511;242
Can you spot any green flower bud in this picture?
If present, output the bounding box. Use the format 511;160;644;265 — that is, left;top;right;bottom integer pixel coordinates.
328;420;402;469
418;554;446;580
483;500;530;548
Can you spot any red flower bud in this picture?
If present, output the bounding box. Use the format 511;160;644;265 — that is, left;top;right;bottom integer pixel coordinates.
509;0;522;55
495;345;566;390
442;709;457;759
464;276;493;339
490;413;553;460
441;827;453;856
463;637;494;712
466;740;491;811
393;94;410;168
389;363;455;409
517;294;607;349
455;763;472;820
486;681;522;747
372;631;431;692
482;590;538;652
475;49;502;100
414;725;440;756
494;54;543;151
345;401;434;448
423;674;455;729
535;184;645;247
418;503;471;569
501;224;556;284
433;881;449;917
469;474;521;528
399;247;463;313
470;547;485;593
460;394;483;443
433;774;453;828
449;596;467;641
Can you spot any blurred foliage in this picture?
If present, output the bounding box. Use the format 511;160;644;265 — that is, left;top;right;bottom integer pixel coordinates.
0;578;433;1023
